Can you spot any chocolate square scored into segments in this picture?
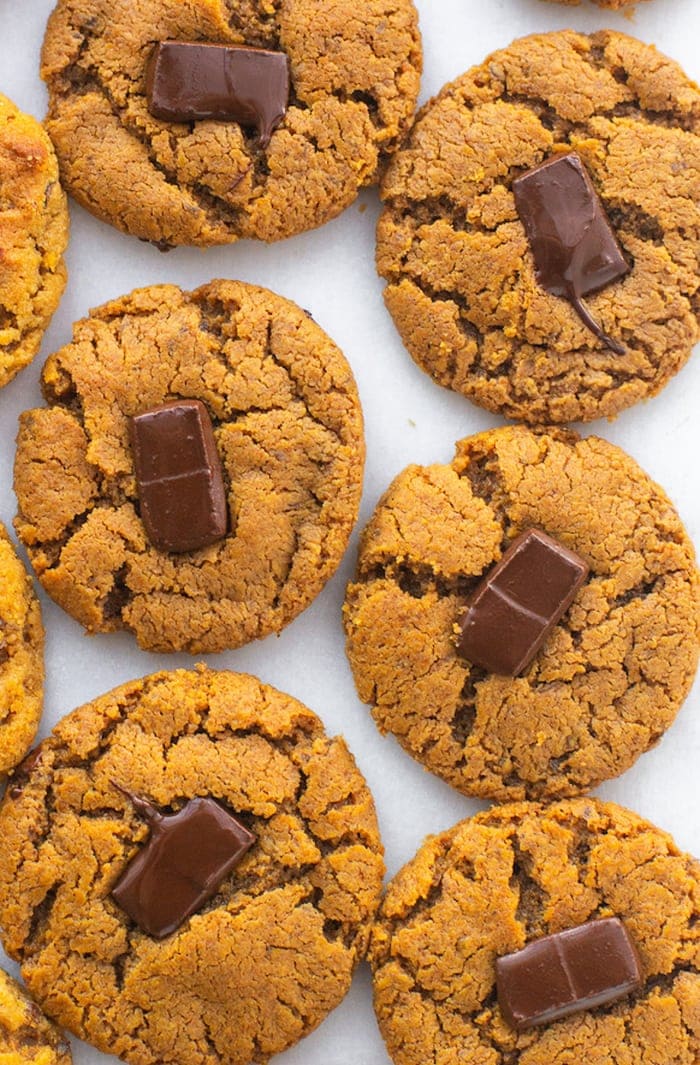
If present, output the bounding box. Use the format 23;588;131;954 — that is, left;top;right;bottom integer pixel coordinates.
512;152;629;354
496;918;643;1030
457;528;589;676
111;788;256;939
146;40;289;147
129;399;228;553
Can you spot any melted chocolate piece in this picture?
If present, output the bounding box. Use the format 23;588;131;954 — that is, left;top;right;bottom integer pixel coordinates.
8;746;43;799
497;918;643;1030
146;40;289;147
129;399;228;553
513;153;629;354
111;785;256;939
457;528;589;676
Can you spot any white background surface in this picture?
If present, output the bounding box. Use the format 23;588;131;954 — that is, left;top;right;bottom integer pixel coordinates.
1;2;699;1063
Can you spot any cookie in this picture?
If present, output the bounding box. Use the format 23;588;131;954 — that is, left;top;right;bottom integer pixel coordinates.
0;522;44;778
14;280;364;654
370;799;700;1065
344;425;700;802
0;92;69;390
376;30;700;424
41;0;422;247
0;968;72;1065
0;666;384;1065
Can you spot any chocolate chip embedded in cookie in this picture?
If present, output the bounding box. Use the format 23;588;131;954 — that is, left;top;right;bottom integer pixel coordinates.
370;799;700;1065
0;667;385;1065
344;425;700;802
14;280;365;654
377;30;700;424
41;0;422;246
0;968;72;1065
0;92;69;390
0;522;43;778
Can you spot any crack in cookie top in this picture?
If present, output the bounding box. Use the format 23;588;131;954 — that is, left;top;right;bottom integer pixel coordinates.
41;0;422;246
377;30;700;424
0;667;384;1065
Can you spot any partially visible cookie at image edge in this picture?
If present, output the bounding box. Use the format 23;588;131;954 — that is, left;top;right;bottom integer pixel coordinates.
371;799;700;1065
0;522;44;778
0;666;385;1065
41;0;422;246
377;30;700;424
14;280;365;655
0;92;68;389
344;424;700;802
0;967;72;1065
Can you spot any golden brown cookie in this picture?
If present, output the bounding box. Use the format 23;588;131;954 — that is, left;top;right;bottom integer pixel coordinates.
377;30;700;424
41;0;422;247
371;799;700;1065
0;93;68;389
0;666;384;1065
14;280;364;654
0;523;43;778
546;0;643;7
0;968;72;1065
344;425;700;802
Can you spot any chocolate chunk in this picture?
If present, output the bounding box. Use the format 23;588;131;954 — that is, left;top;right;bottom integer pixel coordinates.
111;785;256;939
513;152;629;355
457;528;589;676
8;746;43;799
129;399;228;553
496;918;643;1030
146;40;289;147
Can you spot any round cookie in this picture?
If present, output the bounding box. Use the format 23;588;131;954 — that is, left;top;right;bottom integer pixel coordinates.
0;522;43;777
0;92;69;389
41;0;422;247
0;667;385;1065
376;30;700;424
344;424;700;802
14;280;364;654
370;799;700;1065
0;968;72;1065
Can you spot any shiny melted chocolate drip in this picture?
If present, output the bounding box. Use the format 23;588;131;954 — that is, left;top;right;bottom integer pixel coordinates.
146;40;290;148
111;783;256;939
513;153;629;355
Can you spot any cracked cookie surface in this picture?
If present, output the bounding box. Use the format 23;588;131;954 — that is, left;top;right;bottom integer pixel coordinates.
0;522;44;778
376;30;700;424
0;967;72;1065
343;425;700;802
41;0;422;247
0;92;68;389
371;799;700;1065
0;666;384;1065
14;280;364;654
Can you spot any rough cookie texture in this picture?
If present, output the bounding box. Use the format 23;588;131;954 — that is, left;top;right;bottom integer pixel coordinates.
0;968;72;1065
0;92;68;389
0;667;384;1065
344;425;700;802
547;0;643;7
41;0;422;246
371;799;700;1065
0;522;44;777
377;30;700;424
14;280;364;654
